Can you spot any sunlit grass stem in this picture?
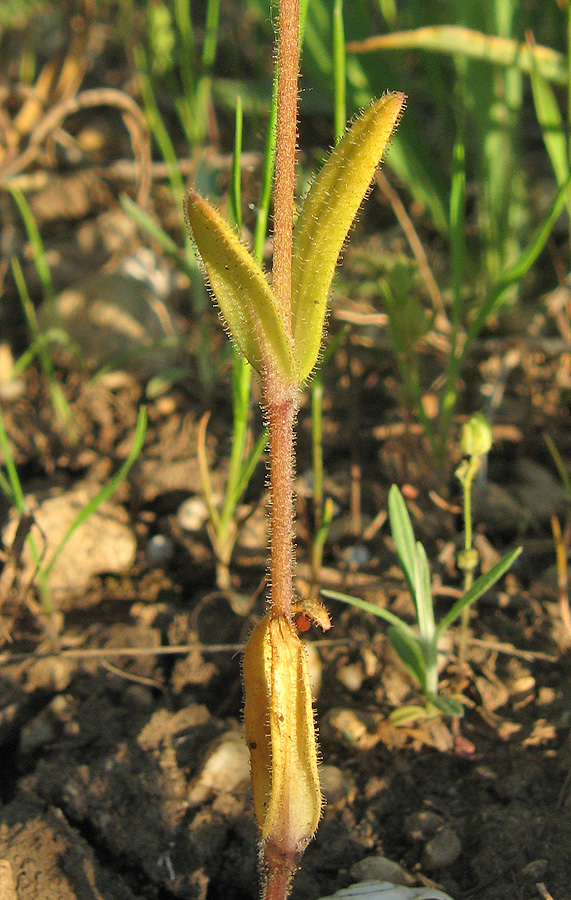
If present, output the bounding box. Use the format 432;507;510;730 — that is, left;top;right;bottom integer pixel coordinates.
332;0;346;144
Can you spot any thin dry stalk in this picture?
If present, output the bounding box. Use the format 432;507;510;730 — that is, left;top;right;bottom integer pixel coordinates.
375;170;449;332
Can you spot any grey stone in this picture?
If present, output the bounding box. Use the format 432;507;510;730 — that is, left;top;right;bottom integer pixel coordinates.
351;857;414;886
422;827;462;870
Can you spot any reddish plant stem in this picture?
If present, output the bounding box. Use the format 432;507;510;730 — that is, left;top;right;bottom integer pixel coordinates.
263;850;296;900
265;0;300;624
265;377;297;620
272;0;299;330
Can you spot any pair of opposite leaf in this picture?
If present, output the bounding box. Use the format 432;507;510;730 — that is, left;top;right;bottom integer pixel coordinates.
185;92;405;385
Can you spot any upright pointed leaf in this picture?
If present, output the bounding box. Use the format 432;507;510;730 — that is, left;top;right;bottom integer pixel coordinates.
414;540;435;640
291;92;405;381
185;191;295;380
435;546;522;639
388;484;417;597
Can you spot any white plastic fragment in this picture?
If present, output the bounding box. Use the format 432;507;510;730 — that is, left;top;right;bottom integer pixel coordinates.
318;881;455;900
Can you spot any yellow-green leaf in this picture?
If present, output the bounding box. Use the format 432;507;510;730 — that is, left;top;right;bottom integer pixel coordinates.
185;192;295;380
291;92;405;381
346;27;567;86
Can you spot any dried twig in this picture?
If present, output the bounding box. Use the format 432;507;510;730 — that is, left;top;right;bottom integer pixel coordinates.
0;637;349;667
466;636;558;663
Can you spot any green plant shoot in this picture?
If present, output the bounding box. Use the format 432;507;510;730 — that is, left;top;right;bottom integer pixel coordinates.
184;11;404;892
323;484;521;721
185;92;404;388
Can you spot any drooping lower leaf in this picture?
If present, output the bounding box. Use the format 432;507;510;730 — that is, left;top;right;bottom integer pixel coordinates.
291;92;405;381
430;694;464;717
243;613;322;855
185;191;295;380
387;625;426;689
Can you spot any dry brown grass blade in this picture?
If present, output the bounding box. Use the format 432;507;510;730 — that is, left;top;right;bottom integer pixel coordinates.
551;514;571;640
375;170;450;334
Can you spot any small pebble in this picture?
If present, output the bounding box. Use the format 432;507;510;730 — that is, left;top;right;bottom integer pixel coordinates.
337;662;365;693
507;674;535;696
317;881;455;900
177;496;210;531
322;707;383;750
187;732;250;806
350;856;414;886
0;379;25;401
422;827;462;870
320;764;355;806
145;533;175;566
404;810;445;841
124;684;155;710
521;859;548;881
0;859;18;900
340;545;372;569
20;715;57;755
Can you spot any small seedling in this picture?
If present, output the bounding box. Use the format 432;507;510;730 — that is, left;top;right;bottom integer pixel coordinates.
456;412;493;664
9;190;75;441
323;484;521;722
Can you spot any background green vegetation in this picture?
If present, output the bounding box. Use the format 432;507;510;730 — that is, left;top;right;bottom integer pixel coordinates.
1;0;568;468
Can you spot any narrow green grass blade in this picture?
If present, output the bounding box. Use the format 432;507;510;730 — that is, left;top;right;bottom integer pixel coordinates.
544;433;571;499
185;191;295;380
45;407;148;579
321;588;418;642
435;546;522;639
120;194;197;281
346;26;567;86
332;0;346;143
450;121;467;325
463;174;571;356
383;132;449;235
11;256;74;433
529;42;569;188
291;92;405;381
229;95;243;233
228;426;269;511
0;409;25;511
0;408;48;601
134;44;186;213
253;65;278;264
174;0;197;99
201;0;220;70
9;186;54;304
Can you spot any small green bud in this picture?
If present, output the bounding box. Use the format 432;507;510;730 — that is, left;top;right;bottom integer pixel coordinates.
461;413;492;458
457;547;479;572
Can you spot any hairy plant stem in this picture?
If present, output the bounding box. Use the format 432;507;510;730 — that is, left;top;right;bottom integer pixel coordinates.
265;377;297;619
272;0;299;328
263;853;295;900
266;0;300;623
